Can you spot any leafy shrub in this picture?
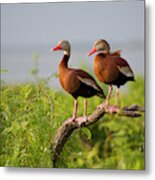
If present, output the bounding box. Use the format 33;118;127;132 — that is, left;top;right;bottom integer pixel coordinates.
0;73;144;169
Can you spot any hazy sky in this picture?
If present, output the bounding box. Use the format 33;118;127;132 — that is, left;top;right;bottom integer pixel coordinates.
1;1;144;86
1;1;144;46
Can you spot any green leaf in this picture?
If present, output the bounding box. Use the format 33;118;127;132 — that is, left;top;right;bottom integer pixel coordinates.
80;127;92;140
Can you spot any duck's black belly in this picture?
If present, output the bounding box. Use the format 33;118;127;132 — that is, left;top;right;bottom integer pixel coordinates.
105;73;135;88
71;83;98;99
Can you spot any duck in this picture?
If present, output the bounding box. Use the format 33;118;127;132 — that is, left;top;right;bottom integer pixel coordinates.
88;39;135;113
52;40;105;123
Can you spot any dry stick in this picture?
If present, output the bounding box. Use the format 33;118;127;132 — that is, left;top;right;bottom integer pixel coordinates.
50;104;144;167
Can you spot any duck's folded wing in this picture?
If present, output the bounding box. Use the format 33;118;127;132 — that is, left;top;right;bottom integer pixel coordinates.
77;75;101;91
116;57;134;78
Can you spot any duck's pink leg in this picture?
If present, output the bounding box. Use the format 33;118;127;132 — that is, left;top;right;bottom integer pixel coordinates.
107;87;120;114
114;87;120;112
83;98;87;117
98;85;113;110
76;98;88;126
67;99;78;123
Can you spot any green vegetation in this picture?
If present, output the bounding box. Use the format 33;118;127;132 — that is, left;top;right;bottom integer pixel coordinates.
0;62;144;169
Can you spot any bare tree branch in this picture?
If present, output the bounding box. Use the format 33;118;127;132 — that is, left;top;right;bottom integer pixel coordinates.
50;104;144;168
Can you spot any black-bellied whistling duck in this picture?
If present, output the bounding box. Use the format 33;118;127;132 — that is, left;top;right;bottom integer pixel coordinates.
88;39;135;113
52;40;105;123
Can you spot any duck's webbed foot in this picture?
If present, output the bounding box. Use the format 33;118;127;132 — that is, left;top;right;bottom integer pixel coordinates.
98;103;119;114
66;117;76;123
108;105;120;114
76;115;88;127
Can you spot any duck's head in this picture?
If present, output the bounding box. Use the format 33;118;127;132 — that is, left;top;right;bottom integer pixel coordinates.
88;39;110;56
52;40;71;55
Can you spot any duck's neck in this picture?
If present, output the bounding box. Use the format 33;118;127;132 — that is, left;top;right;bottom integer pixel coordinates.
59;53;70;72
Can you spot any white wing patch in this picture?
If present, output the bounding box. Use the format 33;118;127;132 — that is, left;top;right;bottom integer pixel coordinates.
117;65;134;77
77;76;100;91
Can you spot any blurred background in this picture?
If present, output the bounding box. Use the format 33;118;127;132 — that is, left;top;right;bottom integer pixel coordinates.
1;1;144;89
1;1;145;169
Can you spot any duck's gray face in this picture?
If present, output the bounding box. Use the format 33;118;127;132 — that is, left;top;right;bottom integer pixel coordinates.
52;40;71;55
88;39;110;56
60;40;70;52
